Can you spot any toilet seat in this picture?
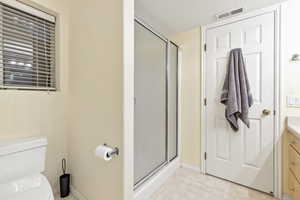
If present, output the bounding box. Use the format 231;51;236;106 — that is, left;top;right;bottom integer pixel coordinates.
0;174;54;200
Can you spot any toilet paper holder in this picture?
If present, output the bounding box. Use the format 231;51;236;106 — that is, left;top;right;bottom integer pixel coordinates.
103;143;119;157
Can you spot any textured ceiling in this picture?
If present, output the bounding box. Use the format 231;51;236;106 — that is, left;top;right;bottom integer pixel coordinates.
135;0;285;36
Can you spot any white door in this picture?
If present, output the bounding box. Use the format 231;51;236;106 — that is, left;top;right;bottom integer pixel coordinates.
206;12;275;194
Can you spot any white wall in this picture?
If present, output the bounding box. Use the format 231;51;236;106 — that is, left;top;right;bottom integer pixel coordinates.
280;0;300;195
171;28;202;168
0;0;70;194
281;0;300;116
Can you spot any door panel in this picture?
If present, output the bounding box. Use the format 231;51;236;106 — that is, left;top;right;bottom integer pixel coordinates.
244;53;262;103
243;119;261;167
215;118;231;160
134;21;167;185
206;13;275;193
168;42;178;161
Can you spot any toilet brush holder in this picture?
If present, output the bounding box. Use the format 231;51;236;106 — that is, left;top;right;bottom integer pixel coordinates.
60;158;70;198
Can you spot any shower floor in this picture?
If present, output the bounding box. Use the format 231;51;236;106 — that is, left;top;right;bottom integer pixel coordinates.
150;167;277;200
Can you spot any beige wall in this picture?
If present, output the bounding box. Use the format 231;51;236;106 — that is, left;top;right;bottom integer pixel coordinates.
0;0;70;194
68;0;124;199
281;0;300;195
171;28;202;168
0;0;126;199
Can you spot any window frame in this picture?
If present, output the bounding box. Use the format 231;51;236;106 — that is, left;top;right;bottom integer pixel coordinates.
0;0;57;91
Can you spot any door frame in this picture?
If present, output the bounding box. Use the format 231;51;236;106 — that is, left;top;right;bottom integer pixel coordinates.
123;0;134;199
201;4;283;198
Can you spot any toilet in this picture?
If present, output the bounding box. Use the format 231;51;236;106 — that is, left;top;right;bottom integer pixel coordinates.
0;137;54;200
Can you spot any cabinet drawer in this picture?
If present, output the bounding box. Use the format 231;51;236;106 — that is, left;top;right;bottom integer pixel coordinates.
289;170;300;199
289;132;300;154
289;145;300;181
289;170;295;195
296;184;300;200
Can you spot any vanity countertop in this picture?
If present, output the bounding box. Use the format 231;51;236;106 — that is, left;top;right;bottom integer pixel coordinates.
287;117;300;139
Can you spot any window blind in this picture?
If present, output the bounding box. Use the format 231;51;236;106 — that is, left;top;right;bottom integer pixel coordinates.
0;2;56;90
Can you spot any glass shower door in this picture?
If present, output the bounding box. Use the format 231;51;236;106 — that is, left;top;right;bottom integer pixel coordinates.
134;21;168;185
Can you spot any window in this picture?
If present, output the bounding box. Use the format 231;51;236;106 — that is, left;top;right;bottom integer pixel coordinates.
0;1;56;90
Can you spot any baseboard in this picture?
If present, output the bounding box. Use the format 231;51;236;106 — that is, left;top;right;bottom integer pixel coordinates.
70;159;180;200
282;194;293;200
180;162;202;173
70;185;88;200
134;158;180;200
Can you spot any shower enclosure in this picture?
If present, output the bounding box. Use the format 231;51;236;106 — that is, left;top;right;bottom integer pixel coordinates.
134;19;179;188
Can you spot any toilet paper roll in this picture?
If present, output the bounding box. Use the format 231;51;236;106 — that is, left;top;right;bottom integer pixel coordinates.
95;145;114;161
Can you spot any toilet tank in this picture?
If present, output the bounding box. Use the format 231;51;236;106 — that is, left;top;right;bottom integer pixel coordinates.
0;137;47;184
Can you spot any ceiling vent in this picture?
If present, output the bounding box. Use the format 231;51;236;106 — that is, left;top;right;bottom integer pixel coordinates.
216;8;244;20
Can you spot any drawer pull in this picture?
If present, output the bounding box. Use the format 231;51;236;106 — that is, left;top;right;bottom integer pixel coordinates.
291;161;296;166
291;188;295;192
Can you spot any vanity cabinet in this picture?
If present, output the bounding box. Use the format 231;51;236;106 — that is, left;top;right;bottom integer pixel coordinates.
288;132;300;199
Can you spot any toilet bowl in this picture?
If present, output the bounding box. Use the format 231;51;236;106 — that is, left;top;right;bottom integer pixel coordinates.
0;137;54;200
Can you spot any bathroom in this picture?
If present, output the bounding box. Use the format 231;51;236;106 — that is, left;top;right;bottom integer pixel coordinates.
0;0;300;200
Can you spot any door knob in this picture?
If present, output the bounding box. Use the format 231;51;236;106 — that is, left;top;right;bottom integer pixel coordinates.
262;109;271;116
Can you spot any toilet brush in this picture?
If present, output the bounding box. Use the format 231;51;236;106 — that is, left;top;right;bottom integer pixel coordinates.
60;158;70;198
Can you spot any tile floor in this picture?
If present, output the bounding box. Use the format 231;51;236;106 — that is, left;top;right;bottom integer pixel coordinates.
55;168;277;200
150;167;277;200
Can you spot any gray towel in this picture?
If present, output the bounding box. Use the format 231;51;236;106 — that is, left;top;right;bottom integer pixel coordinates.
220;48;253;131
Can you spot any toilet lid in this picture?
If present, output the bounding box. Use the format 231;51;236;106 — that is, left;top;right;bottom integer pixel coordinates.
0;174;54;200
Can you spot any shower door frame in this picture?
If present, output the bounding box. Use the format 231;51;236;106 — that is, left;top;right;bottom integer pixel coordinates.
133;18;180;190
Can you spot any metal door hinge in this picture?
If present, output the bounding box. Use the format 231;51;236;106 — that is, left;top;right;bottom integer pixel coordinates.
204;44;207;52
274;110;276;116
204;152;207;160
204;98;207;106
